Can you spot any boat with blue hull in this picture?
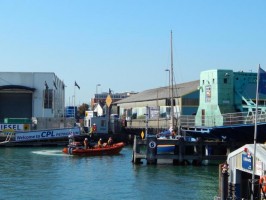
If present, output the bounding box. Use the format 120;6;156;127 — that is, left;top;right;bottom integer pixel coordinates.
181;111;266;143
157;144;175;153
181;123;266;143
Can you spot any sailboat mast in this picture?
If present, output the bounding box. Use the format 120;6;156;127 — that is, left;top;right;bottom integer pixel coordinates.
170;30;174;129
251;65;260;200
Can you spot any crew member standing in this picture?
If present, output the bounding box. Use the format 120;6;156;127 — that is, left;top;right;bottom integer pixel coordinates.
84;138;89;149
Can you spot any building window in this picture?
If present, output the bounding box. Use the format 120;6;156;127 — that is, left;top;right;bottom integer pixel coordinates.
224;78;228;84
43;89;53;109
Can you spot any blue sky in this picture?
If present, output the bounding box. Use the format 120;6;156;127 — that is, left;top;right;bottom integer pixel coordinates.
0;0;266;105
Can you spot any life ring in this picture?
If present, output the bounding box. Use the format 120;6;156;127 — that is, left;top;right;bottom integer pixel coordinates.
259;176;266;193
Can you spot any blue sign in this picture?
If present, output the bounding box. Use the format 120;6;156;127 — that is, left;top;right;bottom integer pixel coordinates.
65;106;77;118
242;154;253;170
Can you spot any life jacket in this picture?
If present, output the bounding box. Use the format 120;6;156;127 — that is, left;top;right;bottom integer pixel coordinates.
92;124;97;132
259;176;266;193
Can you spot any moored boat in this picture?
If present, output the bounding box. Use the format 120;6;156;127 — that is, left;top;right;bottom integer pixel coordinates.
157;144;175;153
62;142;125;156
180;112;266;143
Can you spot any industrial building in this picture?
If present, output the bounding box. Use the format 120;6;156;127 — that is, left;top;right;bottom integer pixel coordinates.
116;80;200;130
116;69;266;135
0;72;67;129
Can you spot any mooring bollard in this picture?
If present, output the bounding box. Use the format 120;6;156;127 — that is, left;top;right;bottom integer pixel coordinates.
146;135;157;165
221;163;229;200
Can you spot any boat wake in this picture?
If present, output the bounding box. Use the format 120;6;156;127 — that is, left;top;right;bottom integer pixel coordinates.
32;150;69;156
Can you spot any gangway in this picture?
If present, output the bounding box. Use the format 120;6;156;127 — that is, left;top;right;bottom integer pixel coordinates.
0;129;15;144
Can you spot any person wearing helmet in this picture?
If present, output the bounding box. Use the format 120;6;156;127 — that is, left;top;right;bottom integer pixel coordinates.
68;133;74;144
84;138;89;149
107;137;113;146
98;138;103;148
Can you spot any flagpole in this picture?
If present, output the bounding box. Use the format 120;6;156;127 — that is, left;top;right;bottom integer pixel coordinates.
74;83;76;119
251;64;260;200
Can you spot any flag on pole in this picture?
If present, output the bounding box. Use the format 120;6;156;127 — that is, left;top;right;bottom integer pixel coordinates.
258;66;266;95
251;65;266;199
75;81;80;89
53;81;57;90
45;81;49;90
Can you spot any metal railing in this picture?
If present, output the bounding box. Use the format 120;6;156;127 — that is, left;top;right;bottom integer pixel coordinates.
180;111;266;128
126;111;266;130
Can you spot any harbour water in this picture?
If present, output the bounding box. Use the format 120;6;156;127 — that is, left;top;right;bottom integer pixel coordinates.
0;146;220;200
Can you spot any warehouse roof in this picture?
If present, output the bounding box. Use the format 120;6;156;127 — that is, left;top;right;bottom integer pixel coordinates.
116;80;200;103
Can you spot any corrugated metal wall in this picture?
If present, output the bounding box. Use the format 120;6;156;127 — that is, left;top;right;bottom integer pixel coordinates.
0;93;32;122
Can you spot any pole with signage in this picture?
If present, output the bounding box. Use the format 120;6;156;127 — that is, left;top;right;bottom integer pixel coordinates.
106;94;112;133
145;106;149;138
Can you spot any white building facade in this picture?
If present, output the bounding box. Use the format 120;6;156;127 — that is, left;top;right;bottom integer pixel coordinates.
0;72;65;122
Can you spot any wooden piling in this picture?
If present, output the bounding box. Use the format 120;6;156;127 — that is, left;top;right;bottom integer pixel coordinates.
219;163;229;200
146;135;157;165
132;135;141;164
178;138;184;163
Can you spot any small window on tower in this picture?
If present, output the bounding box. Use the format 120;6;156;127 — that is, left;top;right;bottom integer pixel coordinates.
224;78;227;84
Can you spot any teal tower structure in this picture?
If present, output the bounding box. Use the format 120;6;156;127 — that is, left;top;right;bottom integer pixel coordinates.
195;69;263;127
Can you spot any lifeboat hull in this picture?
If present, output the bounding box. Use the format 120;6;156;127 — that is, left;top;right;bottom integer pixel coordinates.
62;142;125;156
